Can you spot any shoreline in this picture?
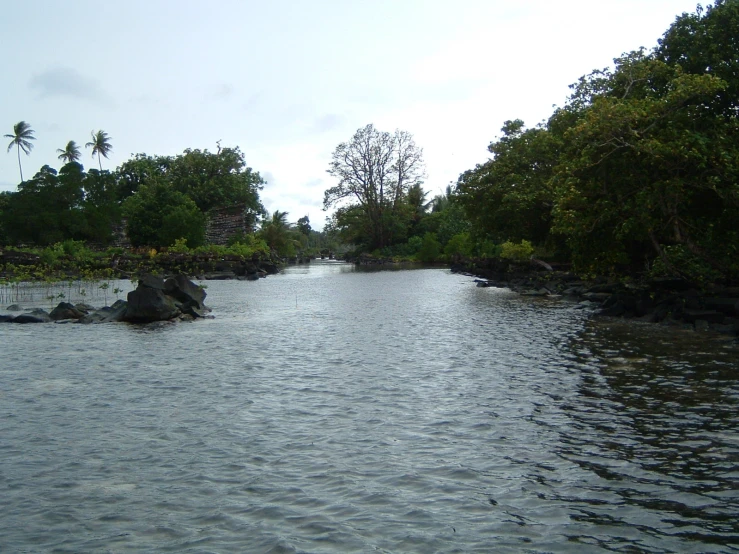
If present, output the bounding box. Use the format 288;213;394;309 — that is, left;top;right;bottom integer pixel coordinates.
451;258;739;338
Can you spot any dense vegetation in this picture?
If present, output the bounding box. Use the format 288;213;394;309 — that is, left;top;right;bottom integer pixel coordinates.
322;1;739;284
456;1;739;282
1;132;334;265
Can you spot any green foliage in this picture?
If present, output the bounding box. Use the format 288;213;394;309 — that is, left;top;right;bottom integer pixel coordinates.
325;124;426;251
500;239;534;262
4;121;35;182
85;130;113;171
444;232;474;259
417;232;441;262
453;1;739;279
122;180;205;247
649;245;723;285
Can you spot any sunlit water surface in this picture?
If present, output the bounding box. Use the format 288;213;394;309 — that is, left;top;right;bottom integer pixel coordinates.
1;261;738;553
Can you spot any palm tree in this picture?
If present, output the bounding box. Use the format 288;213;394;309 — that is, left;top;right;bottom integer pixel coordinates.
56;140;81;164
85;129;112;170
4;121;35;182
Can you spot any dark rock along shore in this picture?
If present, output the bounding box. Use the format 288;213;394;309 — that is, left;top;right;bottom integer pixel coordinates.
1;274;212;325
452;258;739;337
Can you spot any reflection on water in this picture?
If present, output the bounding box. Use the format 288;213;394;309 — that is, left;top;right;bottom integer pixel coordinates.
1;261;737;552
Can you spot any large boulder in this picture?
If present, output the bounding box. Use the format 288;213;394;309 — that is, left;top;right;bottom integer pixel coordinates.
49;302;85;321
124;286;180;323
164;274;208;311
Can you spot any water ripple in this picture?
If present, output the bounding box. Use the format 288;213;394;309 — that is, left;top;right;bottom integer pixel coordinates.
1;263;738;552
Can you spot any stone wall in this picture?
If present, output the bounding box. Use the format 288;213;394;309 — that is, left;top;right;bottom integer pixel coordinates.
110;218;132;248
205;204;253;245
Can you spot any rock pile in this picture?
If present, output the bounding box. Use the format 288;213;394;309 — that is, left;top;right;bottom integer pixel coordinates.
1;274;211;325
455;260;739;336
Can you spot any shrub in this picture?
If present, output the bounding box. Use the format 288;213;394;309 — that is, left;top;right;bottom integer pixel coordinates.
500;239;534;262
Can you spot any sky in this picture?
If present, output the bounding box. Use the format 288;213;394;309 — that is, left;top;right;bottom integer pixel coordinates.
1;0;701;230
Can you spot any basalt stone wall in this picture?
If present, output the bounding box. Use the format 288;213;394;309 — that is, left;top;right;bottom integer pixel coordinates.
205;204;253;246
111;218;132;248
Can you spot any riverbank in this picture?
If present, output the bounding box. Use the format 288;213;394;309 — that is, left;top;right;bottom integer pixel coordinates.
453;258;739;336
0;247;291;283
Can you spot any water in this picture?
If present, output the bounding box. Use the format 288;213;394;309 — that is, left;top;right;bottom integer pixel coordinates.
1;261;738;553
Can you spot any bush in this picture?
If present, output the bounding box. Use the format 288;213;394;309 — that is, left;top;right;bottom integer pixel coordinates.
444;232;473;258
500;239;534;262
417;232;441;262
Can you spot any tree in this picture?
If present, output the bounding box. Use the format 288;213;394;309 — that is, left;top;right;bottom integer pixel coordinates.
456;119;558;247
297;215;312;236
324;124;426;250
56;140;82;164
122;180;205;247
85;129;113;170
258;210;298;257
4;121;35;182
166;147;265;216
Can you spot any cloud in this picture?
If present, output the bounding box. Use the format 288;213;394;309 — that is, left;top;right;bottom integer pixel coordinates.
304;178;324;189
212;83;234;99
311;114;344;134
28;67;110;104
261;171;276;187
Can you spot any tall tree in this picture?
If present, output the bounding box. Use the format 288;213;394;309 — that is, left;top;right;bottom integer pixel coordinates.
324;124;426;249
85;129;113;170
4;121;35;182
56;140;81;164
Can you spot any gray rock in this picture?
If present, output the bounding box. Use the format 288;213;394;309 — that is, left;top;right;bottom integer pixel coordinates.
13;312;51;323
694;319;711;332
164;274;207;309
702;297;739;316
0;314;15;322
582;292;611;302
49;302;85;321
683;310;725;324
138;273;166;290
80;301;128;324
6;304;23;311
124;286;180;323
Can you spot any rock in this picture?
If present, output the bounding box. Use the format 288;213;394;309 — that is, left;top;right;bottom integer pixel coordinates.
649;277;696;291
703;297;739;316
13;311;51;323
521;288;550;296
0;314;15;323
260;263;279;275
694;319;711;332
49;302;85;321
75;303;96;313
138;273;166;290
164;274;207;309
80;300;128;324
683;310;725;324
586;283;622;294
582;292;611;302
709;322;737;335
6;304;23;311
201;272;236;280
124;286;180;323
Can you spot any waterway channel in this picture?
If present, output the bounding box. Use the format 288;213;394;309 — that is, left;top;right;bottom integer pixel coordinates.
1;261;737;552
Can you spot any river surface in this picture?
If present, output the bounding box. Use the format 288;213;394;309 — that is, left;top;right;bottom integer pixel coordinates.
1;261;738;553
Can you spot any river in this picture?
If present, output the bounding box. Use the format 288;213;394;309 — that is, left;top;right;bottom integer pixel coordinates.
1;261;738;552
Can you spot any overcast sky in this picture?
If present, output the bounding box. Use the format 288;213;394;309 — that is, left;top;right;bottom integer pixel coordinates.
1;0;699;229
